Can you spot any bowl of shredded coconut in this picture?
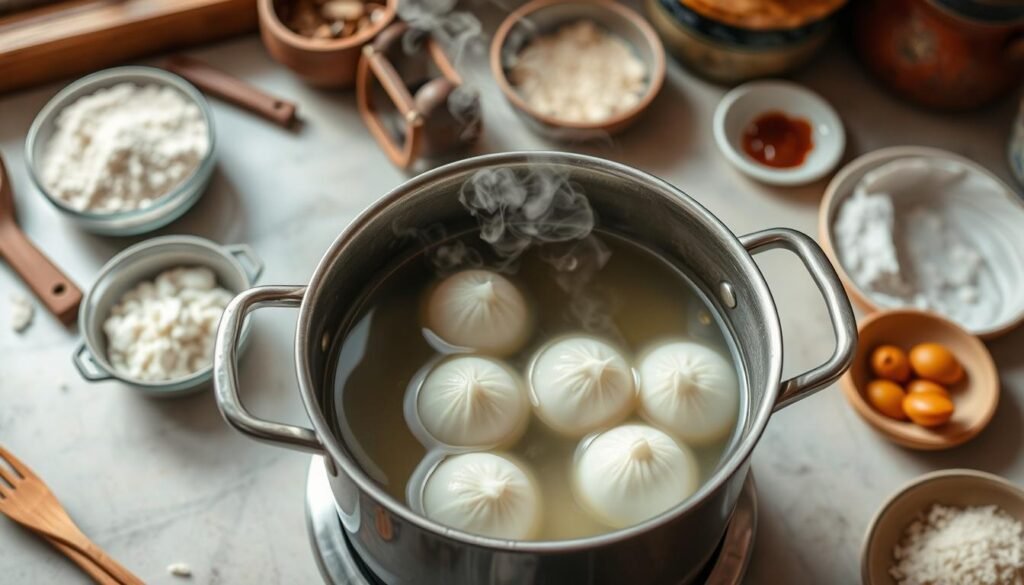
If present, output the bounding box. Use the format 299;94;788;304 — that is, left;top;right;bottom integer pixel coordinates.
490;0;666;139
820;146;1024;339
72;235;262;397
863;469;1024;585
25;66;216;236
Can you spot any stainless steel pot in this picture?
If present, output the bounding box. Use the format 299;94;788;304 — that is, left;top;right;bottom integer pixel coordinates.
214;152;856;584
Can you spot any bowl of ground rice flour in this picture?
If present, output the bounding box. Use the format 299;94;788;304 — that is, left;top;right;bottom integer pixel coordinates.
863;469;1024;585
25;67;216;236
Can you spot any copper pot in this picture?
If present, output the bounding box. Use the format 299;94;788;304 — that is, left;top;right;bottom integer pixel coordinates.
854;0;1024;110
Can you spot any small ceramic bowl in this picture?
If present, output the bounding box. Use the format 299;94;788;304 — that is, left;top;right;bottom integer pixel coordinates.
820;146;1024;339
259;0;397;88
645;0;844;84
862;469;1024;585
840;309;998;450
73;236;262;397
25;67;216;236
713;80;844;186
490;0;666;140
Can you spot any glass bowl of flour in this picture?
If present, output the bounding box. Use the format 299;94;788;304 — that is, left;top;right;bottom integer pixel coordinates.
25;66;216;236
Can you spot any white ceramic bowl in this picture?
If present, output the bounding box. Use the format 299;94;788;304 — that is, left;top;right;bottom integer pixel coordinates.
820;146;1024;339
713;80;844;186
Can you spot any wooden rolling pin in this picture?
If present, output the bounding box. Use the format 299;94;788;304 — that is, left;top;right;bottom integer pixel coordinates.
165;55;299;128
0;154;81;325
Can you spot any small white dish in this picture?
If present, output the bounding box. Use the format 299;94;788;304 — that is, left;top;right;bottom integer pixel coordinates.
713;80;844;186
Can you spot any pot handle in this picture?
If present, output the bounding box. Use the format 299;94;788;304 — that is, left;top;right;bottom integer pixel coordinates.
214;285;324;454
740;228;857;411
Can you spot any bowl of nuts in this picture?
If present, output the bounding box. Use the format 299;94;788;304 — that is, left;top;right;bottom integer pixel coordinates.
259;0;397;87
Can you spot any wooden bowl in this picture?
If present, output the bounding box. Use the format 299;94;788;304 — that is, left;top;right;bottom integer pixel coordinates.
489;0;666;140
258;0;397;88
819;145;1024;339
862;469;1024;585
841;309;999;450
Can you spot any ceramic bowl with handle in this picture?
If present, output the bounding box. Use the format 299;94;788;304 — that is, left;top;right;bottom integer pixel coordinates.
74;235;263;397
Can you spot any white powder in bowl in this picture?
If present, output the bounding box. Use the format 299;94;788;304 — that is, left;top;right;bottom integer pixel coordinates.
509;20;647;124
832;159;999;331
103;267;232;382
891;504;1024;585
40;82;210;213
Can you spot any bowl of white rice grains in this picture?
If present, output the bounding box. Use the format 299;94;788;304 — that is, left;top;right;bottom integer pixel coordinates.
25;66;216;236
863;469;1024;585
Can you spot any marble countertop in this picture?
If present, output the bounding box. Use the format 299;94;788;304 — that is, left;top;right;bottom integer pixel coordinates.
1;26;1022;585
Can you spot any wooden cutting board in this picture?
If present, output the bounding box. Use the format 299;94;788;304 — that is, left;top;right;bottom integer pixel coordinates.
0;0;258;95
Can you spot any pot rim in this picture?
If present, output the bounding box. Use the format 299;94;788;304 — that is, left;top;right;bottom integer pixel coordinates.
295;151;784;552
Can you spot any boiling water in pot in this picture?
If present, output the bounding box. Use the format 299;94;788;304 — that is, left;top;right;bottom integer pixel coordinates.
326;229;746;541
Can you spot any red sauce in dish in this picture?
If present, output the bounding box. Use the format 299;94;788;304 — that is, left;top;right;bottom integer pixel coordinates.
741;112;814;168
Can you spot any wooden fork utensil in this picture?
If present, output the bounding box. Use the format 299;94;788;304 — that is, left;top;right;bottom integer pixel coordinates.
0;445;142;585
0;154;81;324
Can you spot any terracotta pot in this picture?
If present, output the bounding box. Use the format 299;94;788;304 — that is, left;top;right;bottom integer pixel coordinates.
258;0;397;88
854;0;1024;110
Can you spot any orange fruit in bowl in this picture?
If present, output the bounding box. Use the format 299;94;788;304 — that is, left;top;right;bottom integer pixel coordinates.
866;379;908;420
870;345;911;383
906;379;950;398
909;343;964;385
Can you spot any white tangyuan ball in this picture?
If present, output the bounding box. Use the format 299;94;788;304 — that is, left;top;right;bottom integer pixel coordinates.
417;356;529;448
637;341;739;445
529;335;635;437
420;452;542;539
425;269;532;356
573;424;698;528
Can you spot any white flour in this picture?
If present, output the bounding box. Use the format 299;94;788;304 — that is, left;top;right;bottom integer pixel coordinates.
103;267;232;382
833;160;997;331
40;83;209;213
891;504;1024;585
509;20;647;124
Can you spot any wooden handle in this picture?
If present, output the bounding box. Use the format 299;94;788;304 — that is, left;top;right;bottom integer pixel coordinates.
165;55;298;128
49;529;144;585
79;540;144;585
0;156;81;325
45;537;119;585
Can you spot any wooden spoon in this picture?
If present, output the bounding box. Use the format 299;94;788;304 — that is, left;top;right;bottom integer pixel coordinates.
0;154;81;325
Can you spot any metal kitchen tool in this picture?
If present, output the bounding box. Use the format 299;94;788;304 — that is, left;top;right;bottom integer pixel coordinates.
0;153;81;324
214;152;856;584
356;22;481;169
0;445;142;584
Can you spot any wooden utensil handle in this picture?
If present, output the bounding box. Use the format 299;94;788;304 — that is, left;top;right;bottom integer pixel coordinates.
52;531;144;585
46;536;119;585
0;226;81;325
165;55;297;128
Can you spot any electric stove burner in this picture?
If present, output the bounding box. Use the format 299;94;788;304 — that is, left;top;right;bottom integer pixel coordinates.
305;457;757;585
